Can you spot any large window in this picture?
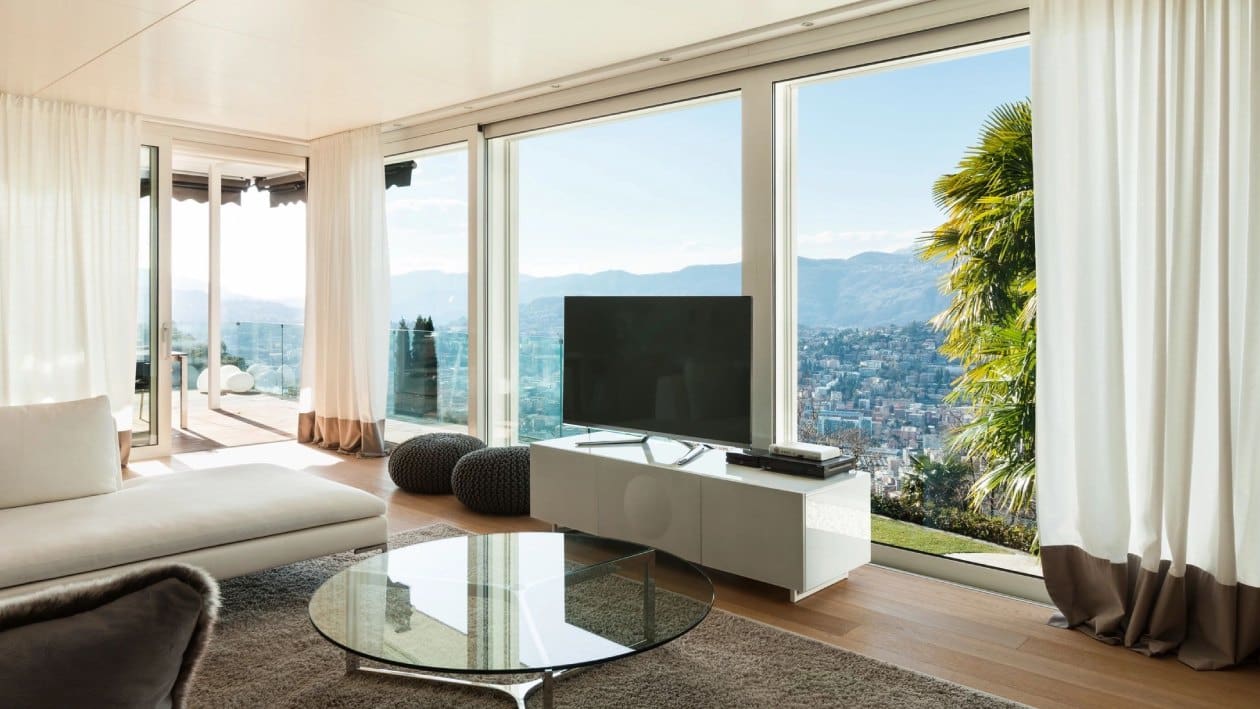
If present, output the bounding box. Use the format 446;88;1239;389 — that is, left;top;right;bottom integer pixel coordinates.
169;157;306;449
385;144;470;441
385;17;1041;597
499;96;743;442
786;45;1039;576
219;180;306;401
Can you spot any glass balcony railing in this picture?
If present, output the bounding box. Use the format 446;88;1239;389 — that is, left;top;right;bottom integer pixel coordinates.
517;333;589;443
386;328;469;427
226;322;304;398
168;321;303;399
168;323;471;427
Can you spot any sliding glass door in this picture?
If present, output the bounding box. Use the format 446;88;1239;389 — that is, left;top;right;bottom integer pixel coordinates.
132;146;159;448
782;43;1038;577
164;149;307;453
384;144;471;443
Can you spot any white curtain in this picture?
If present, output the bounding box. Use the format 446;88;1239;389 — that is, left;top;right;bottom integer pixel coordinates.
1033;0;1259;669
0;94;141;447
299;125;389;456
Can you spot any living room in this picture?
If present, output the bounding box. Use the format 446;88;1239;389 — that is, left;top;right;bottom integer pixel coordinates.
1;0;1257;707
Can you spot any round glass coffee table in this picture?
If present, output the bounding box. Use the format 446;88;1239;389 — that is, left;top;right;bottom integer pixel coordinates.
309;532;713;708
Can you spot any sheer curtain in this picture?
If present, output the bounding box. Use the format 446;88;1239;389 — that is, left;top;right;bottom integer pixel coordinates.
0;94;141;459
298;125;389;456
1033;0;1258;669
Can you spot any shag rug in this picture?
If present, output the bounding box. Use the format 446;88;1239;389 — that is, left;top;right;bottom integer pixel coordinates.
189;523;1023;708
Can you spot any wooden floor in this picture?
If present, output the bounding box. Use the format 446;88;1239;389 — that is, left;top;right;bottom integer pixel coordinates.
129;441;1260;708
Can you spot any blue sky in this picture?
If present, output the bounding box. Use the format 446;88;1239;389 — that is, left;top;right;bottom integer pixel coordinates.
385;147;468;275
385;44;1029;279
796;45;1029;259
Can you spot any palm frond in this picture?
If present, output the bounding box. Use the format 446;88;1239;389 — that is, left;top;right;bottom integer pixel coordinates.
918;99;1037;521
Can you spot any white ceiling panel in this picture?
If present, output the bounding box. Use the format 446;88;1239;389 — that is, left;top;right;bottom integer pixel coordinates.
6;0;863;140
0;0;185;96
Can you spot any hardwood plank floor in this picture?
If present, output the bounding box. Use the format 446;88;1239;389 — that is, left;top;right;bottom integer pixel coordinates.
128;441;1260;707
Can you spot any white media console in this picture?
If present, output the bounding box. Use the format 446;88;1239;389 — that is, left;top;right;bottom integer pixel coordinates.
530;433;871;601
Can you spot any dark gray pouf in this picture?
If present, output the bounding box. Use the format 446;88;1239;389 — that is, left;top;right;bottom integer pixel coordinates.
388;433;485;494
451;446;530;515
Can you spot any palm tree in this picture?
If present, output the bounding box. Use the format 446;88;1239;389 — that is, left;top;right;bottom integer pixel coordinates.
918;100;1036;518
902;454;975;510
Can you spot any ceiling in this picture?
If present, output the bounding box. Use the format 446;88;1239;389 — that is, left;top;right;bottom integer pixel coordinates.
0;0;862;141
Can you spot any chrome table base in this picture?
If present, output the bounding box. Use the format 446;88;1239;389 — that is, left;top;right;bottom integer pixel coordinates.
346;653;560;709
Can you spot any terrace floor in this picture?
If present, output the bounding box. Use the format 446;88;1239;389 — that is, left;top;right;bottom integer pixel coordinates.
143;390;462;455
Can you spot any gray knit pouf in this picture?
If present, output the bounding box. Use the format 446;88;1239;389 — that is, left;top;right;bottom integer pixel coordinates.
388;433;485;494
451;446;531;516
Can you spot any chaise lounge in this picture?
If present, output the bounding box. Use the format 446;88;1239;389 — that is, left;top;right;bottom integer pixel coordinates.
0;396;386;599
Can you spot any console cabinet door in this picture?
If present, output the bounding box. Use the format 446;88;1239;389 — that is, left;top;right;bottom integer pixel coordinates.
701;479;804;590
529;444;598;533
595;457;702;560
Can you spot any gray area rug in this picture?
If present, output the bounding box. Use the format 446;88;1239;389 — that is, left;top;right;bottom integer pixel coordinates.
189;523;1022;708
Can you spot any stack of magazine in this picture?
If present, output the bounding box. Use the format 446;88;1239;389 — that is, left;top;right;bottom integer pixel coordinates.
725;449;857;479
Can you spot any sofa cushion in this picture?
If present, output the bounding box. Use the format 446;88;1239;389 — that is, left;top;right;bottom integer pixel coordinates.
0;396;121;509
0;563;217;709
0;464;386;589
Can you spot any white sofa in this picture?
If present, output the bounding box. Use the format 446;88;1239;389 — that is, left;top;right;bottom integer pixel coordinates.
0;396;387;599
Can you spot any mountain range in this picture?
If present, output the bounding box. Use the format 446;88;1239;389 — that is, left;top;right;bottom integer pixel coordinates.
391;251;951;329
169;251;951;330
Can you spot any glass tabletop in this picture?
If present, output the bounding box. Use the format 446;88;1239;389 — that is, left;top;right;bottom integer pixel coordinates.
309;532;714;674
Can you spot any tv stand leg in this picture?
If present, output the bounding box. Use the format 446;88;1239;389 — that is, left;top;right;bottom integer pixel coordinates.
789;573;848;603
575;435;650;448
671;441;712;466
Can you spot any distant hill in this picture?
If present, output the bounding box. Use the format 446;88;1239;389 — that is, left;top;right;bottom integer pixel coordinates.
390;251;950;330
170;289;303;327
795;252;950;328
160;251;951;331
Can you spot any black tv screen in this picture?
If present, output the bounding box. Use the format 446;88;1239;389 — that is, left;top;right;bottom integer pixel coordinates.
563;296;752;447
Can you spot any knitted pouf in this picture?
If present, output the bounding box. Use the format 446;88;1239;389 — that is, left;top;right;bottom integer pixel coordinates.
388;433;485;494
451;446;531;516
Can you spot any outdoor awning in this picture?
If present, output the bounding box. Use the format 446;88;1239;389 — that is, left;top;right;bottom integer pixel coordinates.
256;171;306;208
171;172;250;206
385;160;416;189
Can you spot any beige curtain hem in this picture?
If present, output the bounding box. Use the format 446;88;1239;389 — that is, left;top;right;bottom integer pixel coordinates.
297;412;385;458
1042;545;1259;670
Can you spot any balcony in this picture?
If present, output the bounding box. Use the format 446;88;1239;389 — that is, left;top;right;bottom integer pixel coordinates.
143;322;469;454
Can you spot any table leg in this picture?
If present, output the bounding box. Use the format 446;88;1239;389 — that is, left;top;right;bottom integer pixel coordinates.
541;670;554;709
643;550;657;643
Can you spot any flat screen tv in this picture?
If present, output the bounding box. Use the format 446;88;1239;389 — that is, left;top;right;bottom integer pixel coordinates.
563;295;752;447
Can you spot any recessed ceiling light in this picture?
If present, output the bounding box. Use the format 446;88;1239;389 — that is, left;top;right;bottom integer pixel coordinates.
659;57;671;62
801;21;815;27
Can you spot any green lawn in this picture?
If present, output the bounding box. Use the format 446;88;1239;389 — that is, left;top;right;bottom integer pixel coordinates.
871;515;1013;555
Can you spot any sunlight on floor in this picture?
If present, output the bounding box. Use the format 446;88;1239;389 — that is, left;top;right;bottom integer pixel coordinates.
128;440;345;476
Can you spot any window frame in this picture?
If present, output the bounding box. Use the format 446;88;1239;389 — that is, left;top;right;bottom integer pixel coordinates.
382;9;1048;602
385;129;489;440
487;91;744;445
382;140;477;438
